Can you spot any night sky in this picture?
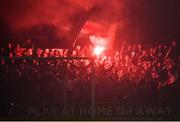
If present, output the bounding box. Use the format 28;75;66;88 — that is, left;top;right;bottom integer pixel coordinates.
0;0;179;48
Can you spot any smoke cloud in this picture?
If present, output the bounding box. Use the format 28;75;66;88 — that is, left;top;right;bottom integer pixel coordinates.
0;0;179;48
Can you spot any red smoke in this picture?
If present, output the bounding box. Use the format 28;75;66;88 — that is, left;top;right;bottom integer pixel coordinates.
0;0;179;48
0;0;124;35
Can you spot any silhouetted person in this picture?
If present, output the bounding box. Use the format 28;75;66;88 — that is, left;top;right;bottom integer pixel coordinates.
5;43;13;57
23;38;34;49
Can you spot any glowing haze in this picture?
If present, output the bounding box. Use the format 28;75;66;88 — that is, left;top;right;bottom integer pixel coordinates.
0;0;125;47
0;0;179;48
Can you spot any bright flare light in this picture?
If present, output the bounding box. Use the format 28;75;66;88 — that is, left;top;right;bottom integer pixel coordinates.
93;46;105;56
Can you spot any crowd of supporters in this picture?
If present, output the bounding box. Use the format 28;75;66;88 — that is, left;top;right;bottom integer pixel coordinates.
0;40;180;105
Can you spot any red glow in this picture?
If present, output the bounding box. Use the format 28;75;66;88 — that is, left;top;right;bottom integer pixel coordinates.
89;35;108;56
93;46;105;56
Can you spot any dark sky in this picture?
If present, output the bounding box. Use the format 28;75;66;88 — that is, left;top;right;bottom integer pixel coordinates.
0;0;179;48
